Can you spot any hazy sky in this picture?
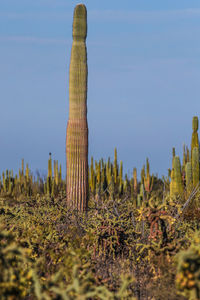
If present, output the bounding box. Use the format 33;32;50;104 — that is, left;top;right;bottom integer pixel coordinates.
1;0;200;178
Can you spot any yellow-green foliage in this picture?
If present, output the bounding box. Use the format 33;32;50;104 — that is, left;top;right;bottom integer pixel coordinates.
0;230;32;299
176;232;200;300
0;195;138;299
0;177;199;299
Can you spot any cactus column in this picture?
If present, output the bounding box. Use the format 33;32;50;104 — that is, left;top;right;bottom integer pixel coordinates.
66;4;88;211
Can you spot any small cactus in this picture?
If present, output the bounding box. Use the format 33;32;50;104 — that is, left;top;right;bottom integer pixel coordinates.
185;162;192;195
192;147;199;188
113;148;118;185
133;168;137;193
170;156;184;197
191;116;199;160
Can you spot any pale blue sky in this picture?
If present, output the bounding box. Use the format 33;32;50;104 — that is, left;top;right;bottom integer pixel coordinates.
1;0;200;178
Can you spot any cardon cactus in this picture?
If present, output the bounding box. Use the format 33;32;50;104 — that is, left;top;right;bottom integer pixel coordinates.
192;147;199;188
191;116;199;160
114;148;118;184
144;158;154;193
133;167;137;193
66;4;88;211
170;156;184;197
89;157;95;195
119;160;123;195
185;162;192;195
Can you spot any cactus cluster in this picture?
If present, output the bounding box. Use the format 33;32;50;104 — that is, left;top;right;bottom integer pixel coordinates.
89;148;123;199
44;153;63;197
0;159;33;197
170;116;200;198
88;148;141;202
0;155;64;198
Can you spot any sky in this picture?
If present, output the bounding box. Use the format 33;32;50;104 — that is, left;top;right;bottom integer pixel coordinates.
1;0;200;178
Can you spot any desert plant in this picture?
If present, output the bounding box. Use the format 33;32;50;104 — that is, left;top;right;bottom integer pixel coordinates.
192;147;199;188
191;116;199;160
66;4;89;211
170;156;184;198
176;232;200;300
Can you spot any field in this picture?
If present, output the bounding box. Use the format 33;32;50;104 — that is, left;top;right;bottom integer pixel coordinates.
1;131;200;300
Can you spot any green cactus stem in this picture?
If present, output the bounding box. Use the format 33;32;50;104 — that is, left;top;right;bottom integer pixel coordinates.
21;158;24;177
66;4;88;211
192;147;199;188
25;163;29;181
133;168;137;192
106;158;112;186
137;183;144;207
47;153;52;196
140;165;145;185
144;158;154;193
172;147;176;159
101;160;107;193
191;116;199;160
114;148;118;185
182;144;186;170
89;157;95;194
186;146;190;163
185;162;192;195
59;164;62;185
96;161;101;194
119;160;123;195
48;153;52;179
170;156;184;197
54;160;59;186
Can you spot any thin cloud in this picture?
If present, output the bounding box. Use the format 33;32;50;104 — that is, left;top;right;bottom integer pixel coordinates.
0;11;71;20
0;35;70;45
1;8;200;22
88;8;200;23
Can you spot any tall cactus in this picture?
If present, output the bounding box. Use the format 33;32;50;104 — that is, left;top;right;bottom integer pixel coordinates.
66;4;88;211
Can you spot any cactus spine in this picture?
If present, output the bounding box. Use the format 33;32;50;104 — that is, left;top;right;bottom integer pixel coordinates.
66;4;88;211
